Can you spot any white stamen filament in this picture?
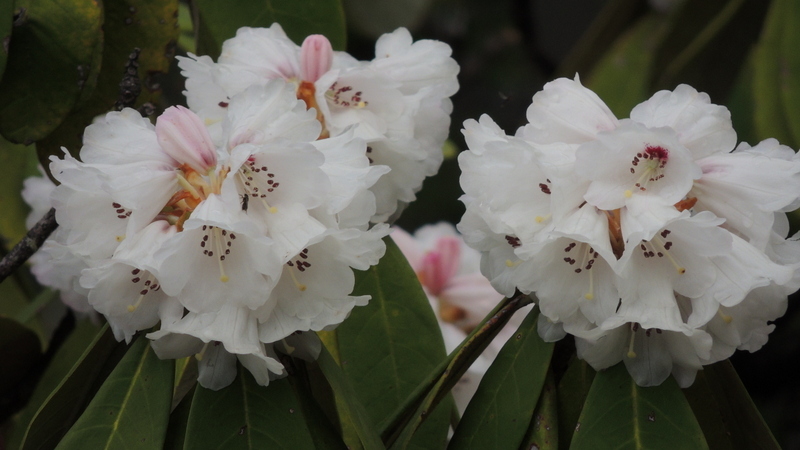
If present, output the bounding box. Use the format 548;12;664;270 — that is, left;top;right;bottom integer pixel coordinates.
282;338;296;355
195;341;211;361
127;293;146;312
288;267;307;291
627;326;637;358
651;238;686;274
718;309;733;324
214;228;230;282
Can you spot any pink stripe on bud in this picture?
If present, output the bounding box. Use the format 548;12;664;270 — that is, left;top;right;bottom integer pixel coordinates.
300;35;333;83
155;106;217;172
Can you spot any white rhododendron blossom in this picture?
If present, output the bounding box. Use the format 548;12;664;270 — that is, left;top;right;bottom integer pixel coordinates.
40;78;390;390
178;23;459;222
458;76;800;387
392;223;530;412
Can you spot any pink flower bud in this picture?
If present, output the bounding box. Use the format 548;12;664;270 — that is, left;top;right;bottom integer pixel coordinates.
155;106;217;172
418;236;461;295
300;34;333;83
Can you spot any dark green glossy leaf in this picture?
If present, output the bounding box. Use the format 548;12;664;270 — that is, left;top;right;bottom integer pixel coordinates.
36;0;179;168
343;0;432;39
570;363;707;450
753;0;796;146
556;355;595;449
316;345;386;450
448;308;554;449
56;336;174;449
163;385;194;450
684;360;780;450
0;0;103;144
384;295;532;449
6;320;101;450
184;368;316;450
193;0;346;58
334;237;450;449
20;324;129;450
519;369;558;450
286;358;349;450
586;14;667;117
0;317;43;422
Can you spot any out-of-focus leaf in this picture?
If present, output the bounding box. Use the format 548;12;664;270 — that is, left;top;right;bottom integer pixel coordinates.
6;319;100;450
56;336;174;449
684;360;780;450
0;0;103;144
448;308;554;449
555;354;595;449
0;317;43;422
193;0;346;59
727;50;759;147
557;0;646;78
586;14;667;117
570;363;708;450
0;0;12;82
36;0;179;169
753;0;795;147
171;356;197;410
20;324;129;450
651;0;770;102
334;237;450;449
317;345;385;450
183;369;316;450
519;369;558;450
779;0;800;146
343;0;431;39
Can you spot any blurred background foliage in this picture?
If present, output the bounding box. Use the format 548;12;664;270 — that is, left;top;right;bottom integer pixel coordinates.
1;0;799;447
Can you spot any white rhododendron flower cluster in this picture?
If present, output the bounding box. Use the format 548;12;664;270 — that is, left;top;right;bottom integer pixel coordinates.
392;223;531;413
27;26;457;390
179;23;459;222
458;76;800;387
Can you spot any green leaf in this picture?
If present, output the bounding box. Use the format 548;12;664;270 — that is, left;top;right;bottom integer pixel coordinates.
56;336;174;449
6;319;101;450
556;354;595;449
183;368;316;450
586;14;667;117
570;363;708;450
36;0;179;168
20;324;129;450
519;368;558;450
316;345;386;450
193;0;346;59
384;294;533;449
0;0;12;77
683;360;780;450
163;385;194;450
0;316;43;421
0;136;36;245
286;359;349;450
0;0;103;144
448;308;554;449
753;0;796;146
334;237;450;449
